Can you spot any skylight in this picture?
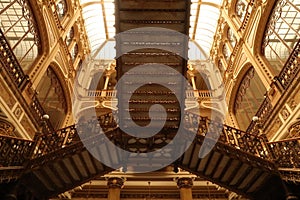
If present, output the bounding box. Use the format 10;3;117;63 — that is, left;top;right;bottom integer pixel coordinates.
80;0;222;59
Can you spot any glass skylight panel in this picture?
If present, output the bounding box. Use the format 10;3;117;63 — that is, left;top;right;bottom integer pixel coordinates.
80;0;223;59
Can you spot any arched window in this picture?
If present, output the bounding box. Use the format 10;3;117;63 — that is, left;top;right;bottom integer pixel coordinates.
262;0;300;74
234;67;266;131
65;27;74;46
56;0;67;20
0;0;40;72
227;28;237;48
36;67;67;130
235;0;247;22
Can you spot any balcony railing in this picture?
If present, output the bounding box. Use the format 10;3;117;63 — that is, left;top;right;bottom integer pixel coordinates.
86;89;215;100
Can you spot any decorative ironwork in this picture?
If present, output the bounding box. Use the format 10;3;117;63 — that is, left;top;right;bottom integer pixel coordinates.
30;94;54;134
1;111;299;185
268;137;300;169
19;0;40;46
0;29;29;89
185;112;271;159
0;135;34;166
262;0;287;52
246;96;273;134
277;39;300;89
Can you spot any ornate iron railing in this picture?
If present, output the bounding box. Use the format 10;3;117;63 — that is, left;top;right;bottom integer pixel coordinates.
2;111;299;183
246;96;273;134
267;137;300;169
246;41;300;134
277;39;300;90
1;111;272;166
184;112;270;158
0;135;34;166
30;94;54;134
0;29;29;90
31;112;117;158
0;27;53;134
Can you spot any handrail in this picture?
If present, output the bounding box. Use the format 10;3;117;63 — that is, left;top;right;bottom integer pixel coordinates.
246;96;273;134
86;89;215;100
267;137;300;169
247;40;300;134
0;28;54;134
268;137;300;144
184;112;270;159
277;39;300;90
0;28;28;89
2;111;298;176
0;135;34;166
31;112;118;158
30;94;54;133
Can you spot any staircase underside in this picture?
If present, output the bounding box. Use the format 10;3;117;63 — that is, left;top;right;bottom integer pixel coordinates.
14;127;290;199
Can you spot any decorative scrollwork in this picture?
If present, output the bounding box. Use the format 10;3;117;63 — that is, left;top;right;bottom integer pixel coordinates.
268;137;300;169
262;0;287;51
0;136;34;166
18;0;40;46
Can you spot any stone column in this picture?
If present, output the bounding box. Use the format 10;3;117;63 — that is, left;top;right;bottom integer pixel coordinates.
177;177;193;200
107;177;124;200
103;75;110;90
190;75;197;90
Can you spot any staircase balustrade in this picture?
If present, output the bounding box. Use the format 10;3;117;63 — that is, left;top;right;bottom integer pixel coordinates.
267;137;300;169
0;135;34;166
185;112;270;158
0;29;29;90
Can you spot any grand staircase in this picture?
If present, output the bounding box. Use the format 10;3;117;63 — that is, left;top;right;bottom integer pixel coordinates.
0;0;300;199
0;112;300;199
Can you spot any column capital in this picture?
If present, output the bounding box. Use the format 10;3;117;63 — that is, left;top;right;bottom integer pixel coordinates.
176;177;193;189
107;177;125;189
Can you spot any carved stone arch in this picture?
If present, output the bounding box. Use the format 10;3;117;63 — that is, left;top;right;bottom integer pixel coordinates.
28;0;50;55
228;62;252;114
48;61;72;117
252;1;276;56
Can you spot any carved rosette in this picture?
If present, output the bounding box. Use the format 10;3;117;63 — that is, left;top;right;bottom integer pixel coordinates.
107;177;125;189
176;177;193;189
